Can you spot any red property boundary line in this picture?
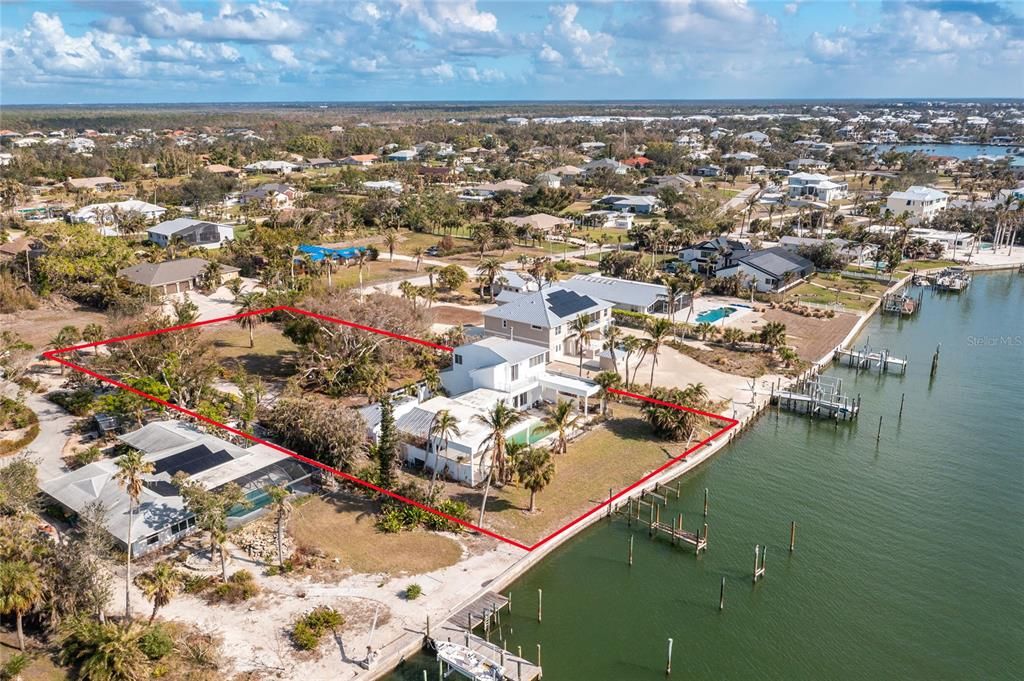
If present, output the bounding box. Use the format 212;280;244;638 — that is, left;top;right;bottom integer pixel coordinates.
43;306;738;552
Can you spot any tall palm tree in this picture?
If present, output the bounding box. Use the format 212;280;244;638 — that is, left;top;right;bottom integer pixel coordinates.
473;402;523;527
543;399;581;455
82;323;105;356
137;562;181;624
427;410;461;494
684;275;703;324
517;447;555;513
621;334;642;387
114;450;154;620
566;315;596;376
411;246;425;272
264;485;292;569
645;317;674;390
48;325;80;375
0;560;43;651
234;291;264;348
382;229;399;261
664;276;684;323
354;250;369;291
602;324;622;376
476;257;503;302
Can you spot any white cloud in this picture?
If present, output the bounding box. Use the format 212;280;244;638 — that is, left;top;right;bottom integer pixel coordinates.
268;44;300;68
98;0;305;43
540;3;620;75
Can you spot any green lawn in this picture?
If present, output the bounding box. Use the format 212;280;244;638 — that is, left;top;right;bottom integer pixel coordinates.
811;273;891;297
897;259;960;272
786;283;878;312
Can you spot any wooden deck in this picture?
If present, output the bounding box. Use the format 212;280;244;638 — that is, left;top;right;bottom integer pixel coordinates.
431;592;542;681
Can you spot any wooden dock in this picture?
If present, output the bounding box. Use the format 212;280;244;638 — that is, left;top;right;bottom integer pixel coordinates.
431;592;542;681
620;494;707;554
769;374;861;420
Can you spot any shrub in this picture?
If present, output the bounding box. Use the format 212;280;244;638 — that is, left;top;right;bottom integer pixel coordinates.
72;445;103;468
0;653;30;681
375;507;404;534
138;625;175;660
180;573;216;595
291;606;344;651
47;389;95;416
425;500;471;533
208;570;259;604
405;583;422;600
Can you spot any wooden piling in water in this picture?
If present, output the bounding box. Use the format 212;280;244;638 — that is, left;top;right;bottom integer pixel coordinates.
931;343;940;377
666;638;673;676
899;393;905;420
876;415;883;444
719;576;725;611
789;521;796;552
537;589;542;623
704;487;709;517
629;534;634;566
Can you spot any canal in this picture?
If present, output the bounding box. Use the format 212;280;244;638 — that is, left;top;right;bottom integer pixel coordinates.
388;271;1024;681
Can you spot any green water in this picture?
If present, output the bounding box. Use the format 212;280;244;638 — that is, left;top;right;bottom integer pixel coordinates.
388;272;1024;681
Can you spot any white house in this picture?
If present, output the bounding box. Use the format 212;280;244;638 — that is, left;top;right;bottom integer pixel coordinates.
885;186;949;223
68;199;166;229
244;160;300;174
386;149;417;162
787;173;848;203
390;337;599;485
363;180;403;194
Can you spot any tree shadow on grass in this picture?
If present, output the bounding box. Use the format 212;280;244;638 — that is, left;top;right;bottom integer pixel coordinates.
212;343;296;378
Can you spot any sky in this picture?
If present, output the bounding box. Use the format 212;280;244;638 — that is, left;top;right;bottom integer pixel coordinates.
1;0;1023;105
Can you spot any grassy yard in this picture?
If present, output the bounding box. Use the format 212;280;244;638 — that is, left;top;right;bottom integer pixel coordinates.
394;231;445;256
203;323;299;377
288;495;463;574
810;273;891;297
451;406;680;545
898;258;960;272
577;227;632;244
785;283;878;312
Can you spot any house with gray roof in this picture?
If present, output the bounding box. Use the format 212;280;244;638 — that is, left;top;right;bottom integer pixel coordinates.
40;421;313;557
591;194;661;214
717;246;815;292
558;274;686;315
483;286;613;360
147;218;234;249
117;257;239;295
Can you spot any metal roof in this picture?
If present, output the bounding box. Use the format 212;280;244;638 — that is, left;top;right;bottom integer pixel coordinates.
558;274;675;308
485;286;612;328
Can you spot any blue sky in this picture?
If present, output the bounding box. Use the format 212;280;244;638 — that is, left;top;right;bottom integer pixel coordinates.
1;1;1022;105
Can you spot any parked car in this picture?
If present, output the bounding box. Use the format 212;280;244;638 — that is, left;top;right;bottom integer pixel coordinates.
425;245;441;256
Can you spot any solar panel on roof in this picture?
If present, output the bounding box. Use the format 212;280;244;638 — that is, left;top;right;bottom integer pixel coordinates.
152;444;233;477
546;289;594;318
144;480;179;497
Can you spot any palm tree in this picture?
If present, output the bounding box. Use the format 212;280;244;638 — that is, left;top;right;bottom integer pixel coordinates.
645;317;674;390
721;326;745;348
355;250;369;291
60;620;147;681
419;285;438;308
234;291;264;348
543;399;581;455
82;323;105;356
602;324;622;376
621;334;641;387
476;257;503;302
0;560;43;651
566;316;596;376
593;371;621;415
48;325;80;375
137;562;181;624
115;450;154;620
382;229;399;261
264;485;292;569
517;447;555;512
664;276;684;323
411;246;425;271
473;402;523;527
427;410;461;494
759;321;787;355
684;275;703;324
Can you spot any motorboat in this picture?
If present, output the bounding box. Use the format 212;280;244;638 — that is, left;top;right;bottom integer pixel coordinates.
435;641;505;680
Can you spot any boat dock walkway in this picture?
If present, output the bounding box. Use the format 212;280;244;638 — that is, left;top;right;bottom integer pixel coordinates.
769;374;861;420
834;346;908;375
618;492;708;554
431;592;542;681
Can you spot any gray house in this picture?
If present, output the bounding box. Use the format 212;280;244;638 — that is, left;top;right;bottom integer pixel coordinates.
483;286;613;360
40;421;313;557
717;247;815;292
557;274;686;315
148;218;234;249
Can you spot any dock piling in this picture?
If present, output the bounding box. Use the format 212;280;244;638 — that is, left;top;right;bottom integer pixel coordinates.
899;393;905;420
789;521;796;552
719;576;725;611
876;415;883;444
537;589;542;623
704;488;709;517
629;534;634;566
666;638;673;676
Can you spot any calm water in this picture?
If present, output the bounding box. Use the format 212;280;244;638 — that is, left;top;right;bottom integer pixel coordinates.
388;272;1024;681
870;143;1021;160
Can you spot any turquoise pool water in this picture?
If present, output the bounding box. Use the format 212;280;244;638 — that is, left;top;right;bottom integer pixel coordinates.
508;424;554;445
696;306;737;323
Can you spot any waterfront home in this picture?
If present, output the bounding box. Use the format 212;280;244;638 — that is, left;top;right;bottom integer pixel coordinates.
147;217;234;249
786;158;830;171
679;236;751;275
363;180;403;194
65;176;123;192
885;186;949;223
557;274;687;315
390;337;599;485
40;421;312;557
483;286;613;361
591;194;661;214
779;236;878;265
905;227;975;254
68;199;166;231
717;246;815;292
118;257;239;295
787;172;848;203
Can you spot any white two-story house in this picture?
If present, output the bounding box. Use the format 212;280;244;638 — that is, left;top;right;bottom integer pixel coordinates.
787;172;848;203
885;186;949;224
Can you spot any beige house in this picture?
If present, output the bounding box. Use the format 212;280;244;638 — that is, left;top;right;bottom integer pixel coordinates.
118;257;239;296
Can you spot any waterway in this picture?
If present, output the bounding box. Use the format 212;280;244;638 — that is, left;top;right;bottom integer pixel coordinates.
869;143;1022;161
387;271;1023;681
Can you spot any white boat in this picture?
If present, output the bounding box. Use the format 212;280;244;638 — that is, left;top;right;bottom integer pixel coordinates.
436;641;505;680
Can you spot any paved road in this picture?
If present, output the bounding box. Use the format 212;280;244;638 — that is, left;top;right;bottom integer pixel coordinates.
1;373;76;481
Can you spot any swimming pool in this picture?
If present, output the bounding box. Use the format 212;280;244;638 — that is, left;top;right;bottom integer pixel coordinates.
695;306;737;323
508;424;554;445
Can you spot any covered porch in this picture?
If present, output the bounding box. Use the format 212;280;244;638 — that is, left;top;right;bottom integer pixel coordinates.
538;371;601;417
